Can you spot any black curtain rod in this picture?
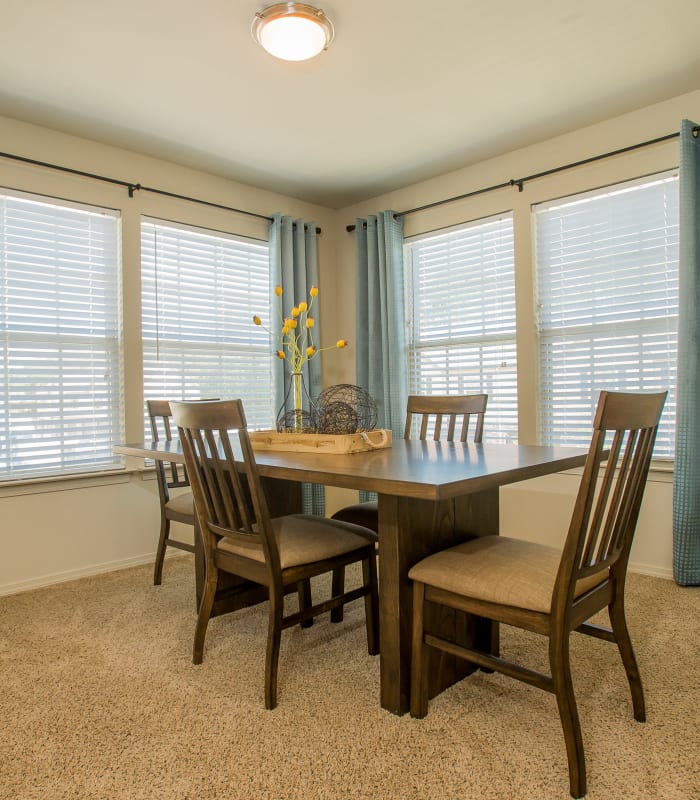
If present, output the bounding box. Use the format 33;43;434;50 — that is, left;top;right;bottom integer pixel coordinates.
346;128;694;232
0;150;322;234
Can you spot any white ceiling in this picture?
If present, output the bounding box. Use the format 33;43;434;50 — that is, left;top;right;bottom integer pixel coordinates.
1;0;699;209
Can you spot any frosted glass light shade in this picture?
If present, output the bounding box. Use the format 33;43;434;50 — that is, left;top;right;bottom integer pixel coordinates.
252;3;334;62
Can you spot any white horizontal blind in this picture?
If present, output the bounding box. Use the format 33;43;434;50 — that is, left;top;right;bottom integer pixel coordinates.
0;190;123;480
404;214;518;442
141;220;274;431
534;172;678;457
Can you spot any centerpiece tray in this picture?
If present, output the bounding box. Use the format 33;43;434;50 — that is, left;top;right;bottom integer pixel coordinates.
250;428;392;454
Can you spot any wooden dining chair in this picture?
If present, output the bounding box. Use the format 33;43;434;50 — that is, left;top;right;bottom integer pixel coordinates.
408;390;667;799
147;399;198;586
329;393;488;622
170;398;379;710
331;393;489;532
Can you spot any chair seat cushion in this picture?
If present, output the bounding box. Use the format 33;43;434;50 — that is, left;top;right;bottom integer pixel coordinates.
408;536;606;614
331;501;379;532
165;491;194;517
217;514;377;570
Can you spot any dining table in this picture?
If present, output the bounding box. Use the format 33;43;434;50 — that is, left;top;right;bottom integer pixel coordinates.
114;436;587;715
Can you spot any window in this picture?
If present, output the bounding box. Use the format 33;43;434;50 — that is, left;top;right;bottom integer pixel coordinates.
141;219;273;430
0;189;122;480
404;214;518;442
534;172;678;458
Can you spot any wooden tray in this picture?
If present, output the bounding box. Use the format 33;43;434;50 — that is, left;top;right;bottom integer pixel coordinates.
249;428;392;454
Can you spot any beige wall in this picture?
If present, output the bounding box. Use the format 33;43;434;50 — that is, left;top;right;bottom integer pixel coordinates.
327;89;700;578
2;88;697;593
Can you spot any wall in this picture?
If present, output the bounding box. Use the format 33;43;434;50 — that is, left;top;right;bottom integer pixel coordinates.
327;89;700;579
0;114;338;595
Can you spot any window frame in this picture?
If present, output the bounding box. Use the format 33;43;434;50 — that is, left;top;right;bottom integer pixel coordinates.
0;186;124;483
532;170;679;461
403;211;518;443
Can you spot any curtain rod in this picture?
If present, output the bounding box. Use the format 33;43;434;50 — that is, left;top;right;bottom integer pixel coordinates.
0;149;322;234
346;128;694;232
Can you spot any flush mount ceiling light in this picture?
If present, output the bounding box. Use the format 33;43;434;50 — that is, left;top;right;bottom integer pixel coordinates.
252;3;334;62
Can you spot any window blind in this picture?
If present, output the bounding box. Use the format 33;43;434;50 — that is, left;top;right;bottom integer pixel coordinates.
534;172;678;457
0;190;123;480
404;214;518;442
141;219;274;431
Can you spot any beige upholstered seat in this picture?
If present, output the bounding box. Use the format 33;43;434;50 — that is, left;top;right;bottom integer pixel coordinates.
170;398;379;710
409;390;667;800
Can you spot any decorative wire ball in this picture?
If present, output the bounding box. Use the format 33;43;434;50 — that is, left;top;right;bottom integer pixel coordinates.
276;408;317;433
315;384;378;434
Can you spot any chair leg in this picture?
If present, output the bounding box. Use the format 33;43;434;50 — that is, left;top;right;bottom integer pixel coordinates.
153;516;170;585
609;592;646;722
298;579;314;629
550;632;586;799
410;581;429;718
265;590;284;710
193;570;216;665
362;552;380;655
330;566;345;623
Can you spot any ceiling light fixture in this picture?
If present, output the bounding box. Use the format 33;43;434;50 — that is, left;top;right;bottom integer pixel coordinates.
252;3;334;62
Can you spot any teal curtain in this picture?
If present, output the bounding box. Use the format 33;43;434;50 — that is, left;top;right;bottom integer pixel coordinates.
673;119;700;585
354;212;407;504
269;213;324;515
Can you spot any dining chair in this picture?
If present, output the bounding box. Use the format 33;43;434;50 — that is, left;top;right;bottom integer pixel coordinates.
147;399;198;586
169;398;379;710
408;390;666;799
331;393;488;532
329;393;488;621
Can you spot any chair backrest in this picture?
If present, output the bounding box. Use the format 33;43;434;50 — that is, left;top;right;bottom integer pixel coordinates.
147;399;190;504
169;399;281;573
555;390;667;609
404;394;488;442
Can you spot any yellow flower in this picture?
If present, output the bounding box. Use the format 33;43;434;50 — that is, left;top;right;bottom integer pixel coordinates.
254;284;348;375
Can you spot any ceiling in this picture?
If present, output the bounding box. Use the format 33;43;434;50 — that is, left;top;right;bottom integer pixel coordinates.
1;0;699;209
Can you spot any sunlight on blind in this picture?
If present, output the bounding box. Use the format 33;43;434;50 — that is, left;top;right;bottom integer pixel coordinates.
141;219;274;431
534;172;678;457
405;214;517;443
0;191;123;480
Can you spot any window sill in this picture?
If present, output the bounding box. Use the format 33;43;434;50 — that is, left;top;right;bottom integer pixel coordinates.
0;468;131;498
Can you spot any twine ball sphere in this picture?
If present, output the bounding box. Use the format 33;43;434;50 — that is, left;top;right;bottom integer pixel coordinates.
276;408;316;433
316;384;378;434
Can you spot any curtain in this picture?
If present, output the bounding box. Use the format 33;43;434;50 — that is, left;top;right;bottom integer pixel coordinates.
355;211;407;500
269;213;325;515
673;119;700;585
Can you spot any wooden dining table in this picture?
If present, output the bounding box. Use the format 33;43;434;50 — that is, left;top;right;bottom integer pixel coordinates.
114;436;587;715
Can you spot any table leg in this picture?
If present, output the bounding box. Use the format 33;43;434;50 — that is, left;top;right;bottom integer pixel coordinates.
377;488;499;715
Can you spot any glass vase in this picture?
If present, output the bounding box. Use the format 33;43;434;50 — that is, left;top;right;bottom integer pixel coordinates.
276;372;317;433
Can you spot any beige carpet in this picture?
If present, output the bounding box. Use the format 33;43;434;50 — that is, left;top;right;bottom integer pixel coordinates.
1;558;698;800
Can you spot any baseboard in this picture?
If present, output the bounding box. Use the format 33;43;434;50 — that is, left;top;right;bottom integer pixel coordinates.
628;560;674;580
0;553;158;597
